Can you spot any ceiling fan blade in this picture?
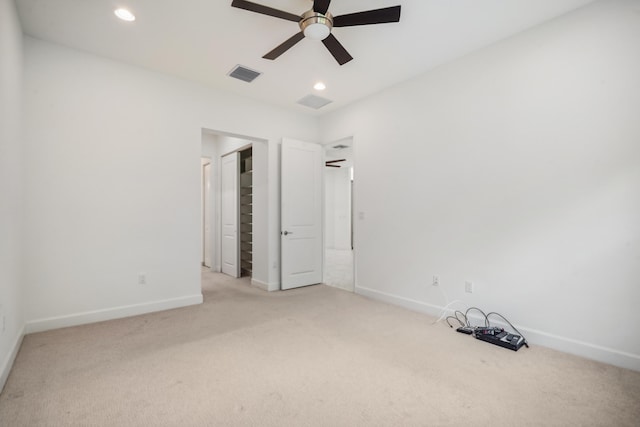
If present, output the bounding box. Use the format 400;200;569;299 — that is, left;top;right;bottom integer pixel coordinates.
321;34;353;66
326;164;341;168
263;32;305;60
326;159;346;164
313;0;332;15
231;0;301;22
333;5;401;27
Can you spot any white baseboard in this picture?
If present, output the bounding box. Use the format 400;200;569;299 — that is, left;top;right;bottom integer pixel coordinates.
251;278;269;291
251;278;280;292
1;325;25;394
355;285;445;317
355;285;640;372
25;294;203;334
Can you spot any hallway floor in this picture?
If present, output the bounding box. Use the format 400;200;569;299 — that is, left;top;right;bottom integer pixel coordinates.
324;248;354;292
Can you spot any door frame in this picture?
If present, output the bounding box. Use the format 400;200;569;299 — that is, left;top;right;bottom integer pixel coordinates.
200;129;274;288
202;159;212;268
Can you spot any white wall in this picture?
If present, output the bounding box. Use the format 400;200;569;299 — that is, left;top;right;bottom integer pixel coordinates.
217;135;252;157
266;139;281;290
22;37;319;331
251;141;270;289
201;132;218;270
0;0;25;391
320;0;640;370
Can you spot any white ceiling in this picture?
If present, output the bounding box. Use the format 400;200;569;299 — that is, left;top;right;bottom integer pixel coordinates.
16;0;595;116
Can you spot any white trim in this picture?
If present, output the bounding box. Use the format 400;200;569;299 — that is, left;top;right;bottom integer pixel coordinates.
1;325;25;393
251;278;280;292
267;282;281;292
355;285;444;317
251;278;269;291
25;294;203;334
355;285;640;372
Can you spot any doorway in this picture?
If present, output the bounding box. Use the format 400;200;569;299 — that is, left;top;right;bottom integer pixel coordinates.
201;129;268;291
323;138;355;292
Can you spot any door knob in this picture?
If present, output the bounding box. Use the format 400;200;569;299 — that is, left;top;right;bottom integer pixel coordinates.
282;231;293;236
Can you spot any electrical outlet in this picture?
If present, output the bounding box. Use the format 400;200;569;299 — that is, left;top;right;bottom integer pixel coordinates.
432;275;440;286
138;273;147;285
465;281;474;293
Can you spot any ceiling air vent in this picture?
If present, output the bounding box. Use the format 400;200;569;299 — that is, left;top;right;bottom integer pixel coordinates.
297;94;333;110
228;65;262;83
332;144;349;150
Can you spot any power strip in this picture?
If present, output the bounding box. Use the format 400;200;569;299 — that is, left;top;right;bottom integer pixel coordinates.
475;330;525;351
447;309;529;352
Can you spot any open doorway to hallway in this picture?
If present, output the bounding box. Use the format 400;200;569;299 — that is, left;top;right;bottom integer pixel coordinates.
323;139;355;292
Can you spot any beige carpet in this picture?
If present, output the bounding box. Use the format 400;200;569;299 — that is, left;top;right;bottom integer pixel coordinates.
1;271;639;426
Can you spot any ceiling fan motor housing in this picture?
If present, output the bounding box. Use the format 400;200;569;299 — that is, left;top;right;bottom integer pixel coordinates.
300;10;333;40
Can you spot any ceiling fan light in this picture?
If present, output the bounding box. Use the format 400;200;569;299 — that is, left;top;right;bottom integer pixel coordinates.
300;11;333;40
304;23;330;40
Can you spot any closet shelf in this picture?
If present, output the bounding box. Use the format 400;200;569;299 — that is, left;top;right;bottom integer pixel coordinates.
240;148;253;279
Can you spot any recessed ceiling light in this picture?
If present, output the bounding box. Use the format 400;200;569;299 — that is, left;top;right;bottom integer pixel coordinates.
314;82;326;91
114;8;135;22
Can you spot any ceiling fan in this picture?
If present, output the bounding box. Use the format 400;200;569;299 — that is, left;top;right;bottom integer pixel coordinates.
325;159;346;168
231;0;402;65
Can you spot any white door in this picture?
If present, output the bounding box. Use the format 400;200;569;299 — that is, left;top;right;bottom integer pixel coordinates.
221;152;239;277
281;138;323;290
202;162;212;268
